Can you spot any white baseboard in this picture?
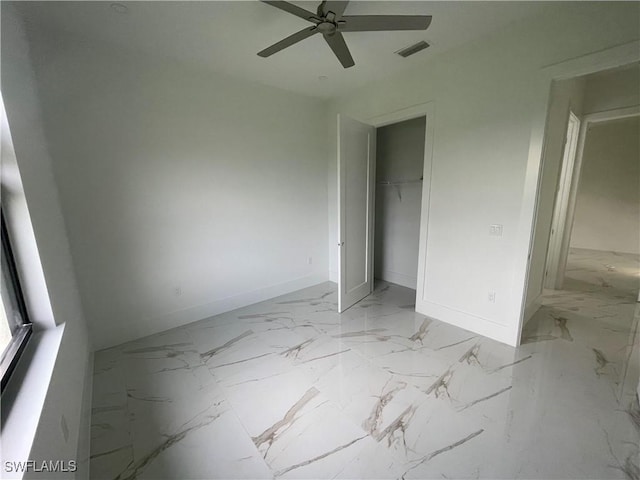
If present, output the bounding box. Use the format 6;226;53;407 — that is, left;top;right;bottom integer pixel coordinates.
377;270;417;290
416;299;518;347
524;295;542;324
76;351;94;480
96;271;330;350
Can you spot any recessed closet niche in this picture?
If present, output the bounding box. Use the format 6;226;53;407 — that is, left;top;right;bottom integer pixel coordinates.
374;116;426;289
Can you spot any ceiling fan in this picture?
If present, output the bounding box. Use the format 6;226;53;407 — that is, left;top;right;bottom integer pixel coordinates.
258;1;432;68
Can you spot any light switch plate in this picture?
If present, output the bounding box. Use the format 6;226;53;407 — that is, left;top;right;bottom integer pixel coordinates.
489;224;503;236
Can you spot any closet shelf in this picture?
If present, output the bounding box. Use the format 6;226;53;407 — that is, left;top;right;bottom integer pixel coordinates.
376;179;423;186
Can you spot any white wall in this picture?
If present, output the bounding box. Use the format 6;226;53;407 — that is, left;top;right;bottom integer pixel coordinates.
570;117;640;254
374;117;425;289
524;78;585;312
582;62;640;115
328;2;640;345
1;5;93;478
25;27;329;350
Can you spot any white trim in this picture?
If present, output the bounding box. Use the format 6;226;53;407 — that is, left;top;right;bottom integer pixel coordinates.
1;326;65;478
376;270;417;290
618;298;639;402
523;294;542;324
367;102;434;128
556;106;640;285
579;105;640;124
418;300;516;346
144;271;329;332
75;351;94;479
544;111;581;290
516;41;640;345
0;95;56;331
540;41;640;79
94;271;330;350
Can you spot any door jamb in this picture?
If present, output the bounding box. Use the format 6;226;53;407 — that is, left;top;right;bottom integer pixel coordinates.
544;111;581;290
555;106;640;286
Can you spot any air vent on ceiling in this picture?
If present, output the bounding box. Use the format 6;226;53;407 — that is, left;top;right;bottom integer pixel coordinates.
395;40;430;58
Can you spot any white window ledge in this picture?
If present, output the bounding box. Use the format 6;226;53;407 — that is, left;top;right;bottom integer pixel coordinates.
0;324;64;479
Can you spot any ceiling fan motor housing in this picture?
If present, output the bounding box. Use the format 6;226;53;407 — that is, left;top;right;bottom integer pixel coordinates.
317;22;337;35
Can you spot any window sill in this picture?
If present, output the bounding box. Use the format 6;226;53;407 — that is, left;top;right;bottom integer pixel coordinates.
0;324;64;479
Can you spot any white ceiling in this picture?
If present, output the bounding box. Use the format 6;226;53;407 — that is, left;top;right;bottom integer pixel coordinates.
14;1;554;98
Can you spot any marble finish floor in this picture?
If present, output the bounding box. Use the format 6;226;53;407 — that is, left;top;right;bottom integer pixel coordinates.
90;250;639;479
563;248;639;297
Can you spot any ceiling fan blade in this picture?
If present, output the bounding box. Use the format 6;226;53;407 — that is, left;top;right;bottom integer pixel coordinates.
323;32;354;68
258;26;319;57
261;1;319;23
319;1;349;20
339;15;432;32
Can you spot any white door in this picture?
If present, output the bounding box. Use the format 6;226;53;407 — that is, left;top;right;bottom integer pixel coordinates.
337;114;376;312
544;112;581;289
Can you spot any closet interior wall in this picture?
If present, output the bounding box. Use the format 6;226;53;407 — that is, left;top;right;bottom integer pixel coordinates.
374;117;426;290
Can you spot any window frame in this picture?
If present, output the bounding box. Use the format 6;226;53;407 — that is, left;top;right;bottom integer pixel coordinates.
0;209;33;393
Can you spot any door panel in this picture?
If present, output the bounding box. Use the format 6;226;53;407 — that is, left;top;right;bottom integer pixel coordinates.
338;114;376;312
544;112;581;289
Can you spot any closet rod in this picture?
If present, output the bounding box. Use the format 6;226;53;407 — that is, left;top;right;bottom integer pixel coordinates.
376;179;423;186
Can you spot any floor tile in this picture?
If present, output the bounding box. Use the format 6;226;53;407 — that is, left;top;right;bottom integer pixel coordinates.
90;249;640;479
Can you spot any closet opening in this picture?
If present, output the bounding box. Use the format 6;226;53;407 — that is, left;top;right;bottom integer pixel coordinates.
374;116;426;290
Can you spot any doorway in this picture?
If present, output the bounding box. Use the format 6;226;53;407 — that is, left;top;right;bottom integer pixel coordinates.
374;117;425;290
561;114;640;297
336;103;434;313
523;111;640;401
522;57;640;329
521;58;640;402
544;107;640;293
